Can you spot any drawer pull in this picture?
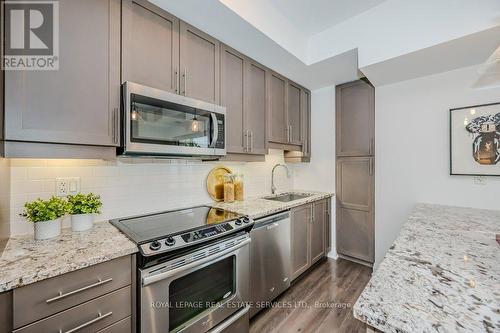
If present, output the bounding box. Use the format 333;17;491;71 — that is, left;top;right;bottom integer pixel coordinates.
59;311;113;333
46;278;113;304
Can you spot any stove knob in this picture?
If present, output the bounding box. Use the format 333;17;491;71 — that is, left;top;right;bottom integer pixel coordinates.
242;217;250;224
235;218;243;226
150;240;161;251
165;237;176;246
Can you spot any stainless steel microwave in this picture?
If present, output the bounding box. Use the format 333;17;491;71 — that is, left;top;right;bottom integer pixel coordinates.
121;82;226;158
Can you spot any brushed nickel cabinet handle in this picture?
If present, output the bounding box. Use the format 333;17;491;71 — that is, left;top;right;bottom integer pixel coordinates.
369;138;374;155
250;131;253;152
289;126;293;142
59;311;113;333
369;158;374;176
183;67;187;95
111;108;116;143
174;70;179;94
46;278;113;303
114;107;119;144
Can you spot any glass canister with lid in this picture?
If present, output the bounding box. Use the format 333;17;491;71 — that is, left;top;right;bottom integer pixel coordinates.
234;174;244;201
223;174;235;203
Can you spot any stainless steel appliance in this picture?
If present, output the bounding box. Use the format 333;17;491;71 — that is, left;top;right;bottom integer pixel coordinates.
110;206;253;333
249;211;291;317
121;82;226;158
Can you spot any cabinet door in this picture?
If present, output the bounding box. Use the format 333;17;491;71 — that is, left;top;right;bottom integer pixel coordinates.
0;291;12;333
122;0;179;93
287;82;302;145
220;45;246;154
337;207;374;263
290;204;311;280
336;157;374;263
268;72;287;144
245;60;267;155
336;157;374;211
179;22;220;104
5;0;121;146
311;200;326;264
301;89;311;159
336;80;375;156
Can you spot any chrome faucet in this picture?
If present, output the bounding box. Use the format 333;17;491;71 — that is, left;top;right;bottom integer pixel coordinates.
271;164;290;194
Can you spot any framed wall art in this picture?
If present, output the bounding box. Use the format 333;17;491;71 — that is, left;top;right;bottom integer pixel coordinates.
450;102;500;176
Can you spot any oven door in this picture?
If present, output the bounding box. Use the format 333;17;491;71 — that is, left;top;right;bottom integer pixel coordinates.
140;235;250;333
123;81;226;157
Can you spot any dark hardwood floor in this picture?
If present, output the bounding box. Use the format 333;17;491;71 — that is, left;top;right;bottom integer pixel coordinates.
250;258;372;333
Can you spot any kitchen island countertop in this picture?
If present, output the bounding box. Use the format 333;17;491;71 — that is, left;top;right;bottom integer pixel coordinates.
353;203;500;333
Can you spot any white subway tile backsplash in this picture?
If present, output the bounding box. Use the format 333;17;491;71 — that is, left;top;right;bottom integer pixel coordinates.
9;150;292;236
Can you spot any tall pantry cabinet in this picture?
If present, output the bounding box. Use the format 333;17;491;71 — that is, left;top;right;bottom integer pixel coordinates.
335;80;375;265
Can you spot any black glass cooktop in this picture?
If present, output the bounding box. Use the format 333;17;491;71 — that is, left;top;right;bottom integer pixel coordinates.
110;205;242;244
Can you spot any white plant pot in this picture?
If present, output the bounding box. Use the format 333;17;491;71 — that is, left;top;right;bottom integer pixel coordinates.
34;218;62;240
71;214;94;232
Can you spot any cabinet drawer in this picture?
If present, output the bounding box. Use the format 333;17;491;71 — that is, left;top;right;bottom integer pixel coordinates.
13;255;131;328
14;286;131;333
97;316;131;333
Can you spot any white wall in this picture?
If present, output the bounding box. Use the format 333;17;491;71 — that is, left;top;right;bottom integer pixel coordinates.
292;86;337;258
0;158;10;244
375;64;500;266
8;150;292;236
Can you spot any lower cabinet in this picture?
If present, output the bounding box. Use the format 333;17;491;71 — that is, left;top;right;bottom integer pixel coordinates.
9;255;135;333
291;199;331;281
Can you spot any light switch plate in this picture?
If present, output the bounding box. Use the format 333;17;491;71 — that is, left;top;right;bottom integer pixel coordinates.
473;176;487;186
56;177;81;196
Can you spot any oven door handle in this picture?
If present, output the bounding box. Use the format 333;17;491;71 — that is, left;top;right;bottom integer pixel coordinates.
209;113;218;148
142;238;251;287
208;306;250;333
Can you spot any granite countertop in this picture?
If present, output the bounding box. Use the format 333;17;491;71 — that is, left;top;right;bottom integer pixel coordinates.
353;203;500;333
0;221;137;292
212;190;333;219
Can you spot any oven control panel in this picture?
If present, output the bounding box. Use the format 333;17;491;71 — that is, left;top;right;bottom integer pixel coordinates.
139;216;253;256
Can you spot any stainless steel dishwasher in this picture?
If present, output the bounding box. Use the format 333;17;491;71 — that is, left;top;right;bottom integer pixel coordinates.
250;211;291;318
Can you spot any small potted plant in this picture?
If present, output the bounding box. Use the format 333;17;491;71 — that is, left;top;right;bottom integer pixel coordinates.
67;193;102;232
21;196;70;240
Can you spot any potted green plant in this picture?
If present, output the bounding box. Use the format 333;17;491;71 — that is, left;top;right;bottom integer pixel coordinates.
21;196;70;240
67;193;102;232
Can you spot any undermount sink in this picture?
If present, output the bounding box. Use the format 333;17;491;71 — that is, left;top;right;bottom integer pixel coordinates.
264;193;312;202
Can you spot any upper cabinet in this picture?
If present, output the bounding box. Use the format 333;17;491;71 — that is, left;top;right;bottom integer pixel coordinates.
179;22;220;104
122;0;179;93
268;72;288;144
287;82;302;145
220;45;268;156
244;60;267;155
336;80;375;156
220;45;246;154
3;0;121;156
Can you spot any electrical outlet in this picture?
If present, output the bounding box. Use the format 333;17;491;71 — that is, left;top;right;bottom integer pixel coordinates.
56;177;80;196
473;176;487;186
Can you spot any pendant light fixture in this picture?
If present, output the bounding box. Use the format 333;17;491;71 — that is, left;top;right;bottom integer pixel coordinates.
191;111;201;132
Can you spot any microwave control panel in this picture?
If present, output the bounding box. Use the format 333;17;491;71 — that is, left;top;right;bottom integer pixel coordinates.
215;113;225;149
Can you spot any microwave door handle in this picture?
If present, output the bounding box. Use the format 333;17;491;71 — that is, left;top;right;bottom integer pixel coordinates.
210;113;218;148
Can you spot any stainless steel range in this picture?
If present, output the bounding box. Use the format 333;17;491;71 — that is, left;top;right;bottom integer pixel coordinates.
110;206;253;333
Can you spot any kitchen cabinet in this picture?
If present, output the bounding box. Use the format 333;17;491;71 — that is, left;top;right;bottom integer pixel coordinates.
291;200;330;280
220;45;268;156
244;60;268;155
221;45;246;154
0;291;12;333
336;80;375;265
12;255;135;333
180;22;220;104
311;200;327;264
284;88;311;162
336;80;375;157
336;157;374;263
3;0;121;157
122;0;179;93
287;82;302;145
268;72;288;144
290;205;311;280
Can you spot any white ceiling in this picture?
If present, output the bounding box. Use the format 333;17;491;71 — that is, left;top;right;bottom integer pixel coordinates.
267;0;387;36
